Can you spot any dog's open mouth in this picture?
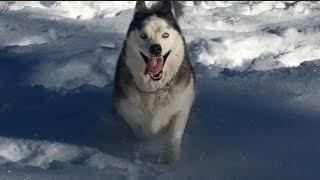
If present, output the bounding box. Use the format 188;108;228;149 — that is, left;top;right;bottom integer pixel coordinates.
140;50;171;81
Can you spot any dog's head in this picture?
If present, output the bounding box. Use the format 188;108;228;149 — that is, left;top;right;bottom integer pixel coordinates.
125;1;185;85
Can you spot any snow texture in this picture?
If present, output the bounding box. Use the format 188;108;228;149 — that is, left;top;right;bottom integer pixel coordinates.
0;1;320;179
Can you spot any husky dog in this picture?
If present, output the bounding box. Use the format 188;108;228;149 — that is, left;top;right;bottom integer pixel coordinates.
113;1;195;163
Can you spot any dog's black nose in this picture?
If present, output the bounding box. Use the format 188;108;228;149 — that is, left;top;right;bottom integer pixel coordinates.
149;44;162;56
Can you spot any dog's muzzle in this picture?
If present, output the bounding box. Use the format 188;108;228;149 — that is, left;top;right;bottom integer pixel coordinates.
140;50;171;81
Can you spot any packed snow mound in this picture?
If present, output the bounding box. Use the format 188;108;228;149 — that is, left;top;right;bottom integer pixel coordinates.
2;1;160;20
0;137;157;179
0;137;95;169
181;1;320;70
4;1;136;20
189;27;320;70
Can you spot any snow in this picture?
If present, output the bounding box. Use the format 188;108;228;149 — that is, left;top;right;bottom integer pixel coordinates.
182;1;320;70
0;1;320;179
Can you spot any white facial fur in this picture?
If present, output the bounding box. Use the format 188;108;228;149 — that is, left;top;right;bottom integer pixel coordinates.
126;15;185;91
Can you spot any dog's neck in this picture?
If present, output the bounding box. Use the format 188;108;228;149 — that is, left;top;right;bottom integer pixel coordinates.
125;44;185;92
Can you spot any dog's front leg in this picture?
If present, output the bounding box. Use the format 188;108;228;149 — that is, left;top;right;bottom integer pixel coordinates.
161;110;190;163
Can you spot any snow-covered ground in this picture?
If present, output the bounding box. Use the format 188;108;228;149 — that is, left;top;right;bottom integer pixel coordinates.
0;1;320;179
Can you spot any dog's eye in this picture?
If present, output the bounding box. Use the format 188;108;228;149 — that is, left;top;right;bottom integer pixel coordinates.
140;33;148;40
162;33;169;39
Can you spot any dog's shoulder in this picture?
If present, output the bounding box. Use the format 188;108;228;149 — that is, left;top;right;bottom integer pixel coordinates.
113;41;132;103
172;53;195;87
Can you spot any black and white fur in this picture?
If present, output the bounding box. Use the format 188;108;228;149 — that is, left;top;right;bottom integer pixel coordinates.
113;1;195;163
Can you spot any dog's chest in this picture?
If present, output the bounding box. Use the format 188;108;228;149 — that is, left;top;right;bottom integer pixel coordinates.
117;79;194;136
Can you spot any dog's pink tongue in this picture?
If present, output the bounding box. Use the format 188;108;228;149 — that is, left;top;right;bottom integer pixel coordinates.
144;57;164;76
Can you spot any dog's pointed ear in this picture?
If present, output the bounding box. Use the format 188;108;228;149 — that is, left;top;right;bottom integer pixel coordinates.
161;1;176;19
134;1;147;14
